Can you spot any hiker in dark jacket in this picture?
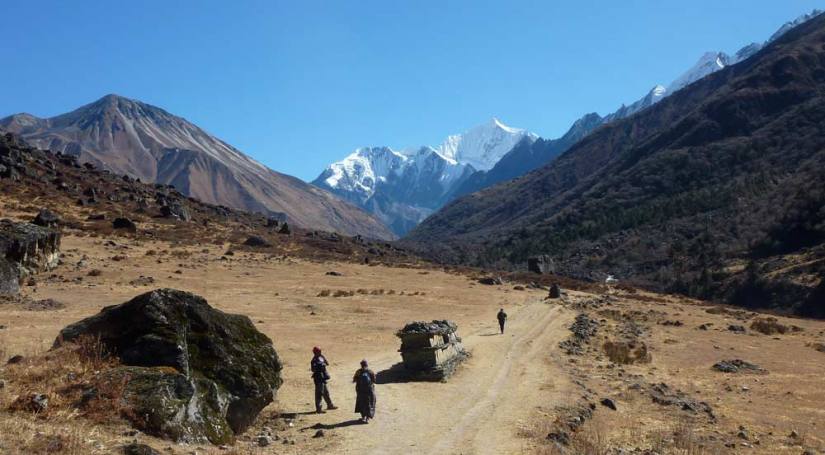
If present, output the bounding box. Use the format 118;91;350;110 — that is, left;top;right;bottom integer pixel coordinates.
497;308;508;334
311;346;338;413
353;359;376;423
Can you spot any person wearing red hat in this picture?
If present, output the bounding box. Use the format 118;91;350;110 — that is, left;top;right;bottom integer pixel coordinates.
310;346;337;413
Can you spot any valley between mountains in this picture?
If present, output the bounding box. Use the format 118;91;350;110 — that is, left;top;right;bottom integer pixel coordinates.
1;5;824;455
0;212;822;454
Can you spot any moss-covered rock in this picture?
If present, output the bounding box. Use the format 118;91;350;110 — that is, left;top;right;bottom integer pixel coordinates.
55;289;282;444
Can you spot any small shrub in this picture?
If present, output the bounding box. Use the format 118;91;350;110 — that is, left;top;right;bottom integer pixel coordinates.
750;317;798;335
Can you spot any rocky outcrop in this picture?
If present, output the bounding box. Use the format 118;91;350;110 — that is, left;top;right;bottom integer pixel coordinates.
528;255;554;274
159;202;192;222
54;289;283;444
0;220;61;294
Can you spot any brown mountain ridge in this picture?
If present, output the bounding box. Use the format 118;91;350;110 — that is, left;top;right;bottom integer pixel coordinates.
0;94;395;240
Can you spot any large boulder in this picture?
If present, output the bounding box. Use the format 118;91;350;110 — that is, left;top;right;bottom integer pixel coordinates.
54;289;283;444
160;203;192;222
0;219;61;275
528;255;554;274
33;209;61;228
112;217;138;232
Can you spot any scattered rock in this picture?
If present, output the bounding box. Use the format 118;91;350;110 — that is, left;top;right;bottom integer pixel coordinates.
256;435;272;447
112;218;137;232
87;213;107;221
728;325;746;333
122;443;161;455
478;276;503;286
698;323;713;330
54;289;283;444
661;320;683;326
600;398;617;410
88;269;103;277
546;431;570;445
559;314;599;355
712;359;766;374
9;392;49;413
243;236;271;248
33;208;60;228
278;223;291;235
128;276;155;286
7;354;24;364
325;271;343;276
548;283;561;299
313;429;325;438
646;382;715;421
24;298;65;311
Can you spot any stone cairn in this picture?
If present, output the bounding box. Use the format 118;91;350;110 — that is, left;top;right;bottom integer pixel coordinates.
396;320;468;381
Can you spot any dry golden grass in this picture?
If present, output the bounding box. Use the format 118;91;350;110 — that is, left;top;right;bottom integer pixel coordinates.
0;336;133;454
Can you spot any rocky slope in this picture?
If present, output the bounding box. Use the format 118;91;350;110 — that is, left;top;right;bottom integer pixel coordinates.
404;13;825;317
0;132;414;265
0;95;394;240
313;119;536;235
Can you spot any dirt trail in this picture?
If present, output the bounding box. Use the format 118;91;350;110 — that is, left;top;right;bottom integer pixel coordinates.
287;297;575;454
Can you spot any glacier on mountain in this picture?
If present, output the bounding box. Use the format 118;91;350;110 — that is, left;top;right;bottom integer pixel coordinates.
312;119;536;235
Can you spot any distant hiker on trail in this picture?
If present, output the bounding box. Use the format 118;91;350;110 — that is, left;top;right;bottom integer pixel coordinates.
497;308;508;334
353;359;376;423
311;346;338;413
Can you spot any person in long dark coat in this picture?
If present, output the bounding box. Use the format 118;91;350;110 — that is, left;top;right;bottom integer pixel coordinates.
353;359;376;423
497;308;508;334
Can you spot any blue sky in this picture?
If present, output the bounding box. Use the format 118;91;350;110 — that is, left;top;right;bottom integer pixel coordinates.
0;1;820;181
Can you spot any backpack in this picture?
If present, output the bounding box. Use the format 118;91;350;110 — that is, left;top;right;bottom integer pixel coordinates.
356;370;372;391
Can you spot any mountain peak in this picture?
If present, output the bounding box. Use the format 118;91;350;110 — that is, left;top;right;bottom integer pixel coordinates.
436;119;537;171
485;117;529;135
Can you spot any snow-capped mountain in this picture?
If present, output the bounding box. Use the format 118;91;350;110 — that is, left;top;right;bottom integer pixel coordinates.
608;9;823;121
436;118;537;171
313;119;536;235
0;94;395;239
769;9;824;42
445;9;825;206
